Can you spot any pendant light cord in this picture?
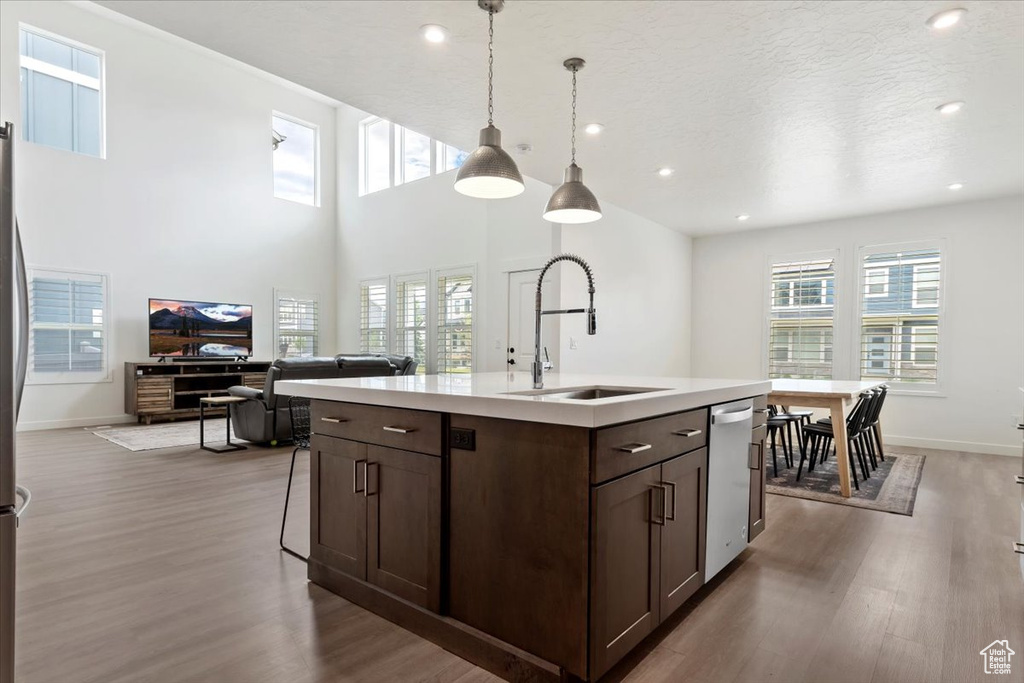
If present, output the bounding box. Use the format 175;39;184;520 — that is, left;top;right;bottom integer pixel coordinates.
487;10;494;127
570;68;578;164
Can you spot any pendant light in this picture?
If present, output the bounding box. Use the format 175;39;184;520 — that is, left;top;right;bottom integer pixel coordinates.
454;0;525;199
543;58;602;224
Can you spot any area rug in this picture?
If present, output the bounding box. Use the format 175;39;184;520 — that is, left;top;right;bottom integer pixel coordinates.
766;450;925;515
90;419;244;452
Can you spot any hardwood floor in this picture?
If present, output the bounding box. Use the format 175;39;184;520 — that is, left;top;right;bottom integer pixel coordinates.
12;428;1023;683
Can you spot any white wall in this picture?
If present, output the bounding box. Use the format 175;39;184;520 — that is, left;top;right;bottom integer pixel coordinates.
558;203;693;377
1;1;339;430
691;196;1024;455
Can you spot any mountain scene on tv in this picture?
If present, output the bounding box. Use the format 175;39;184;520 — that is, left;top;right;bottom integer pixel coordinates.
149;299;253;357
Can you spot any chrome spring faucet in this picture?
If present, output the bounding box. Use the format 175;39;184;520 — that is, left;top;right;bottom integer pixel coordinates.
533;254;596;389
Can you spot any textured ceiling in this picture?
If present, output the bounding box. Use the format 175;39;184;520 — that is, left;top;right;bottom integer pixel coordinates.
93;0;1024;234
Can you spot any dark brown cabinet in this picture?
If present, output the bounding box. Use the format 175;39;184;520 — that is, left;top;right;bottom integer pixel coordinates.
366;445;441;612
590;447;708;680
660;448;708;617
311;433;441;612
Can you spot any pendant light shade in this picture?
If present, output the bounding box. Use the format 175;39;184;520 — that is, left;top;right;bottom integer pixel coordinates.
454;0;525;199
544;57;601;224
454;125;524;199
543;164;601;223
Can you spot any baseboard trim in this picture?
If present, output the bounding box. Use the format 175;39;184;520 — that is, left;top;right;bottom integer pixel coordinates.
16;414;136;432
885;435;1020;458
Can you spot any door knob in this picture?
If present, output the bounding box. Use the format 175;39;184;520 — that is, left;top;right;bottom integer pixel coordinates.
507;358;516;365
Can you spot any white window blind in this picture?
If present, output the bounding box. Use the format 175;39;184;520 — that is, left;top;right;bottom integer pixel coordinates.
28;268;108;383
359;279;389;354
436;270;473;374
275;290;319;358
19;26;104;158
859;247;941;384
768;258;835;379
394;274;427;374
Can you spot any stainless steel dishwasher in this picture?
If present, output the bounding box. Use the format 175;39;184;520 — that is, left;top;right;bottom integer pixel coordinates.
705;398;754;580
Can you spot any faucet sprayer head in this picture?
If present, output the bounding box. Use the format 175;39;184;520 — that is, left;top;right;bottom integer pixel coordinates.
587;308;597;335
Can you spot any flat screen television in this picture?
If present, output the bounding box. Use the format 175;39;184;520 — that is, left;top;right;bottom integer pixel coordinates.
148;298;253;358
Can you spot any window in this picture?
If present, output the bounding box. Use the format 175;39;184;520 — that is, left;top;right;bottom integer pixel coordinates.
767;258;835;379
394;274;427;374
272;113;318;206
359;279;389;354
19;26;104;157
359;116;391;195
395;125;431;185
358;115;468;194
436;141;468;173
864;268;889;298
28;268;108;383
859;246;941;384
436;269;474;374
275;290;319;358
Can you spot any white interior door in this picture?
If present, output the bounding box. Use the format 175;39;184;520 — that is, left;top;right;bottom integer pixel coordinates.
507;270;557;372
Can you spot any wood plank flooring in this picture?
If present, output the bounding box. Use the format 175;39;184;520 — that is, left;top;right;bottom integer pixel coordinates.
12;428;1023;683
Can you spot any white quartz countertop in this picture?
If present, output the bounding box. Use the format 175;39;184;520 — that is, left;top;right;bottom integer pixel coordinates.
276;372;771;428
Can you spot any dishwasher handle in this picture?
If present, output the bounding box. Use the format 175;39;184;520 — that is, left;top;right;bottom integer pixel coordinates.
712;406;753;425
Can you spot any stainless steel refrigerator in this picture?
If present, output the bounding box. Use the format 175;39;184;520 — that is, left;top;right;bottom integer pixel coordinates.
1;121;31;683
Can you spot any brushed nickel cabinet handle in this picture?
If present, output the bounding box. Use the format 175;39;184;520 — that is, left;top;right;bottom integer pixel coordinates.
1014;542;1024;555
753;408;769;414
353;459;365;494
617;443;653;454
650;486;667;526
364;462;378;497
662;481;676;521
320;417;347;424
383;425;416;434
749;442;763;469
672;428;702;438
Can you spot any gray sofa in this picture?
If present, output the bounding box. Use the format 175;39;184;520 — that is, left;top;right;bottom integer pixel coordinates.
227;354;417;444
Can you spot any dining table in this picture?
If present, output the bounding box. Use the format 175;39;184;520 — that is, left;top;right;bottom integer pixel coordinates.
769;379;888;498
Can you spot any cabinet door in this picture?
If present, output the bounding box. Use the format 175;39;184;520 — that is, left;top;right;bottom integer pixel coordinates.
366;445;441;612
136;377;173;413
590;464;662;680
311;436;366;580
748;425;767;542
660;448;708;618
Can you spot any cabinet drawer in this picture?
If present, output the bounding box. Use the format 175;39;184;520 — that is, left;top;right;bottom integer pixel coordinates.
752;394;768;428
312;400;442;456
593;408;708;484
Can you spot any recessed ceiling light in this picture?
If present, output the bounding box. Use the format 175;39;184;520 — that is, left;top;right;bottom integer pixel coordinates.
936;101;965;115
657;167;674;177
420;24;449;44
736;214;750;221
584;123;604;135
926;8;966;30
948;182;964;190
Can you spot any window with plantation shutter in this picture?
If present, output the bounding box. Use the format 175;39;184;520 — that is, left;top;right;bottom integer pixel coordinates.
28;268;108;383
359;278;388;354
436;269;473;374
767;258;835;379
394;274;427;374
275;290;319;358
859;246;941;384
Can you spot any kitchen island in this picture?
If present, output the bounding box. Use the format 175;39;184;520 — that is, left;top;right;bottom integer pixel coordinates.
277;372;771;682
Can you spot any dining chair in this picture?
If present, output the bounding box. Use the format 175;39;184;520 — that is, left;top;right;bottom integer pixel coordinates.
800;391;875;489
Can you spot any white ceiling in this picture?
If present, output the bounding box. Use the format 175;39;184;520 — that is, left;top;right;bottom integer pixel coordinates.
94;0;1024;235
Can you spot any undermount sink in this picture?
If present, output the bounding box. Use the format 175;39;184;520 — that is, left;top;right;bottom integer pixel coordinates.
506;386;669;401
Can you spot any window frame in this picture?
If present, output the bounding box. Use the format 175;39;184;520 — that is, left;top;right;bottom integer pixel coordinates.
391;271;429;374
19;24;106;159
358;276;390;355
855;240;946;394
26;265;111;385
271;110;320;207
273;288;320;359
393;125;434;187
359;116;392;196
435;265;476;375
763;251;839;381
